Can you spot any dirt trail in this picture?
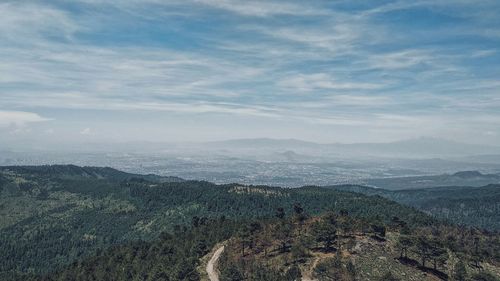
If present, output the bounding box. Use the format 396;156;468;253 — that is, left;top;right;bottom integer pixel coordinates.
207;245;225;281
302;257;320;281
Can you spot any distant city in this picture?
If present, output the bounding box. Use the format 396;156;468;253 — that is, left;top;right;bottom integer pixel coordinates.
2;138;500;188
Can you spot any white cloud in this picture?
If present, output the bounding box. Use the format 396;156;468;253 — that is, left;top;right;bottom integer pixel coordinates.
193;0;324;17
0;2;78;43
277;73;383;92
0;43;269;110
328;95;393;106
0;110;51;127
71;0;324;17
365;50;431;70
471;49;496;58
80;128;92;135
0;0;498;144
246;23;367;54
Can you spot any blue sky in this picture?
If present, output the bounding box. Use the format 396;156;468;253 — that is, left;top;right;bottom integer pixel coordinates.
1;0;499;145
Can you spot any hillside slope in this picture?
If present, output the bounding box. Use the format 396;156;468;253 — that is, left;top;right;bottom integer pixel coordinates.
365;171;500;190
0;165;433;278
330;184;500;230
217;213;500;281
16;212;500;281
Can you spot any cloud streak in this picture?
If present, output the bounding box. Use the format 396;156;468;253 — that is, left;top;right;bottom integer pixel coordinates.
0;0;499;144
193;0;325;17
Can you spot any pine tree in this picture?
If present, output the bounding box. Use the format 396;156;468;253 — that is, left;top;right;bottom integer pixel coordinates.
284;265;302;281
453;260;467;281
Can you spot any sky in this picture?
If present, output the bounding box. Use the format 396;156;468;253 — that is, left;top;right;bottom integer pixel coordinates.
1;0;500;147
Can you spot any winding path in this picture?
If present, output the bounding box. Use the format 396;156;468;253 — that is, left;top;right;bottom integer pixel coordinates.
207;245;225;281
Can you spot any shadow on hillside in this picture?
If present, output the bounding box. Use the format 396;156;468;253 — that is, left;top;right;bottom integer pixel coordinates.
417;266;448;280
396;257;448;280
266;246;291;258
310;246;338;254
397;257;419;267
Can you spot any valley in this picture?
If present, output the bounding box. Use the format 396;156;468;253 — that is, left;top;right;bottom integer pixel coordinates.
0;165;499;280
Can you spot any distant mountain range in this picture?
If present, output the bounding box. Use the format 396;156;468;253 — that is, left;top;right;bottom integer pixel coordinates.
3;137;499;159
202;137;500;159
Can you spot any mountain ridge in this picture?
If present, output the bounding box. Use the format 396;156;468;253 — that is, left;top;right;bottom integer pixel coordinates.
0;165;434;277
201;137;500;158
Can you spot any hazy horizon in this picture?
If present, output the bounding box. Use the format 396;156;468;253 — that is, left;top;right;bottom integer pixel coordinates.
2;135;500;152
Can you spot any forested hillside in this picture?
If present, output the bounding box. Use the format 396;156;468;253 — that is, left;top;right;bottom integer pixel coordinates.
219;212;500;281
365;171;500;190
17;217;240;281
11;210;500;281
0;165;433;278
331;184;500;230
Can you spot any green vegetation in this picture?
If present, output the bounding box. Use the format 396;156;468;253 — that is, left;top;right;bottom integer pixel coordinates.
219;211;500;281
332;184;500;230
366;171;500;190
0;165;433;278
1;165;499;281
16;217;240;281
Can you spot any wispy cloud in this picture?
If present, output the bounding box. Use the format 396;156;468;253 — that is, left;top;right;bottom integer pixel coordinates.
0;2;78;43
0;0;499;144
193;0;325;17
277;73;383;92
